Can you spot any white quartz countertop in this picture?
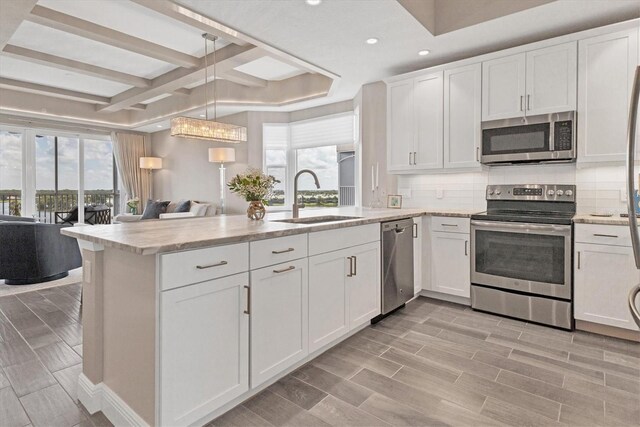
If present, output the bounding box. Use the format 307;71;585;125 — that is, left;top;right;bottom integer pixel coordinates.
573;214;632;226
61;207;479;255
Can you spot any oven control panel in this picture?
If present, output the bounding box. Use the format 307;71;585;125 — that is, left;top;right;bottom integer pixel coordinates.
487;184;576;202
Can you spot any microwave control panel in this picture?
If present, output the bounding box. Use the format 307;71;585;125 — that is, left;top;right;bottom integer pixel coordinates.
554;120;573;151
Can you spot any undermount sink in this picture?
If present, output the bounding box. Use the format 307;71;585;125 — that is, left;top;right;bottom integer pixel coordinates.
272;215;363;225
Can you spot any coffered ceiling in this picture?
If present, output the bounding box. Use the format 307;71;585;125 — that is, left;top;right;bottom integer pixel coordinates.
0;0;638;133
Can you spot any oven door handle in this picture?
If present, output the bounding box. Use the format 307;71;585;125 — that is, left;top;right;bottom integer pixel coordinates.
471;220;571;234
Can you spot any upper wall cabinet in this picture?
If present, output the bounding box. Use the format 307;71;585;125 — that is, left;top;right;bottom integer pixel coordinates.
387;72;443;172
577;29;639;163
482;42;577;121
444;63;482;169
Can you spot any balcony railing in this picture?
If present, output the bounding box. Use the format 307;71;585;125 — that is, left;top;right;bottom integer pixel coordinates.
1;191;119;223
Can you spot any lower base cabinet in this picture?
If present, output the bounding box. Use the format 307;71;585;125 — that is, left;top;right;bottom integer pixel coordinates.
309;241;381;352
431;231;470;298
575;242;640;331
160;273;249;426
250;258;309;387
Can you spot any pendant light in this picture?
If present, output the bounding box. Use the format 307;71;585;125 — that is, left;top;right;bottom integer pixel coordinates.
171;33;247;143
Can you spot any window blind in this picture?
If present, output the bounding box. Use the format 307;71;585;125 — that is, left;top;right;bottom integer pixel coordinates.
289;112;355;149
263;124;289;149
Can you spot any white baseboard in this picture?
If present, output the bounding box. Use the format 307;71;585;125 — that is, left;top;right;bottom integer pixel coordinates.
419;290;470;306
78;373;149;427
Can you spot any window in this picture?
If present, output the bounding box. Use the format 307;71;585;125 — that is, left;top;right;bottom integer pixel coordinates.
0;131;23;217
263;112;357;210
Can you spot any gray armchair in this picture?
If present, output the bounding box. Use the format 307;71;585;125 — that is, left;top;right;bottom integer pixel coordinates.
0;220;82;285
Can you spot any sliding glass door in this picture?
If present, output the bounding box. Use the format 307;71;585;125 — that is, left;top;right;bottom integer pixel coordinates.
0;130;23;217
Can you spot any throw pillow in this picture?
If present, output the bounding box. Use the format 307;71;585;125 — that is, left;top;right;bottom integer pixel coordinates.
174;199;191;213
189;202;209;217
141;200;170;220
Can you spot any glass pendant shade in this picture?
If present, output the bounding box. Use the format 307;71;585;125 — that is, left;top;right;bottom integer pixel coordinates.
171;117;247;143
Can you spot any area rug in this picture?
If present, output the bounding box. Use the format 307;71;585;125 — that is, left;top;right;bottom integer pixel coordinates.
0;267;83;296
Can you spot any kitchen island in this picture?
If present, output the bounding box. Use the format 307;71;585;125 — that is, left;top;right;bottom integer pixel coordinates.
62;207;447;426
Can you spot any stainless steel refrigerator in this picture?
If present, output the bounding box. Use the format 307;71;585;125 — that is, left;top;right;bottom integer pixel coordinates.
626;65;640;328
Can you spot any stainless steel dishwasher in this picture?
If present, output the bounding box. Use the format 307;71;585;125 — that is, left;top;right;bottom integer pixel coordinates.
381;218;415;315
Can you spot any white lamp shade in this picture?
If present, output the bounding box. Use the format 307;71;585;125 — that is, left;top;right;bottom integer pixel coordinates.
139;157;163;169
209;147;236;163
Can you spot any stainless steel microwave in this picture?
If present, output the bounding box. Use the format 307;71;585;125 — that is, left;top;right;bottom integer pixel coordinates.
481;111;576;165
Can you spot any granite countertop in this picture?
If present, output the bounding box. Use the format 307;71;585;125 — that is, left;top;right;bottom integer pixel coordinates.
573;214;631;226
61;207;480;255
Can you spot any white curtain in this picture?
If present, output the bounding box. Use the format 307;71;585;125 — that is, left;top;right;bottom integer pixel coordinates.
111;132;151;213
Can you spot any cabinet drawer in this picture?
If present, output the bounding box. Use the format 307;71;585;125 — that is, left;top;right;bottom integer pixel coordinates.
574;224;631;247
309;223;380;256
250;233;308;270
431;216;470;234
160;243;249;291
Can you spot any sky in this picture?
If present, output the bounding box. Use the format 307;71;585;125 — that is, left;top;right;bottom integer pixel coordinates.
0;131;114;191
265;145;340;192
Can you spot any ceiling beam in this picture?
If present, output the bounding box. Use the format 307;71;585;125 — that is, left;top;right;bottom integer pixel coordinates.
126;104;147;111
219;69;267;88
27;5;200;69
0;77;110;104
130;0;249;47
0;0;38;50
2;45;150;88
96;44;262;112
172;88;191;96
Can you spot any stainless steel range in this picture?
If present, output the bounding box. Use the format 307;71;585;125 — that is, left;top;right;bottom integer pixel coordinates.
470;184;576;330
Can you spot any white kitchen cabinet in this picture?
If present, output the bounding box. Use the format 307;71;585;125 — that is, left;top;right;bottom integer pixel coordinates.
250;258;308;387
482;53;526;121
575;243;640;331
413;72;443;169
387;79;415;171
308;248;349;352
578;29;639;163
413;217;422;295
431;219;470;298
348;241;381;329
482;42;577;121
387;73;443;172
309;240;381;352
525;42;577;115
444;63;482;169
160;273;249;426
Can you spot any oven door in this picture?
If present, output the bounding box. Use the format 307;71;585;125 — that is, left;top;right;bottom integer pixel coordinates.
471;220;572;300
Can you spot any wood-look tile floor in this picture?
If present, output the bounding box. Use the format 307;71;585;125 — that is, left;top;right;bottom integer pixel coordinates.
212;297;640;427
0;283;112;427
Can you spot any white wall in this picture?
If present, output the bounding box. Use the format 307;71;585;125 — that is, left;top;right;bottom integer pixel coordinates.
397;163;627;214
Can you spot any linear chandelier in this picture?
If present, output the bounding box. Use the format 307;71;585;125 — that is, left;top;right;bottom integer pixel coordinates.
171;33;247;143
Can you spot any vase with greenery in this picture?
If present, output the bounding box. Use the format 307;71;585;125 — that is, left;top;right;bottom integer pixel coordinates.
126;198;140;215
227;168;279;220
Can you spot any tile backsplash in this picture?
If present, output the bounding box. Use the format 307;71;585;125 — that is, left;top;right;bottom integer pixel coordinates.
397;163;627;214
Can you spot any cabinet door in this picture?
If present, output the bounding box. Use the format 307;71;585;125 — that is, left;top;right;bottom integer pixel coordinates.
250;258;308;387
308;249;349;353
431;232;470;298
413;72;443;169
575;244;640;331
444;63;482;169
482;53;526;121
160;273;249;426
387;80;414;171
348;242;381;329
525;42;577;116
578;29;639;163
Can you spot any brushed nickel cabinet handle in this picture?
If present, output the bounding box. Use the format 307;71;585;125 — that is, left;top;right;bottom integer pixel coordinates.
527;94;531;111
577;251;581;270
465;240;468;256
273;266;295;274
243;285;250;315
347;256;354;277
441;224;458;227
272;247;294;254
593;234;619;238
476;147;480;162
413;152;417;165
409;152;412;165
520;95;524;112
196;260;228;269
413;223;418;238
353;255;357;276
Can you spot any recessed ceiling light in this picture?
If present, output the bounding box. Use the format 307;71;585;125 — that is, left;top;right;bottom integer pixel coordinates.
306;0;321;5
366;38;379;45
418;50;431;56
199;114;206;117
157;125;163;128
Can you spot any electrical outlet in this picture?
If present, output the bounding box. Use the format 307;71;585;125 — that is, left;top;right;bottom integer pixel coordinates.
436;188;444;199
